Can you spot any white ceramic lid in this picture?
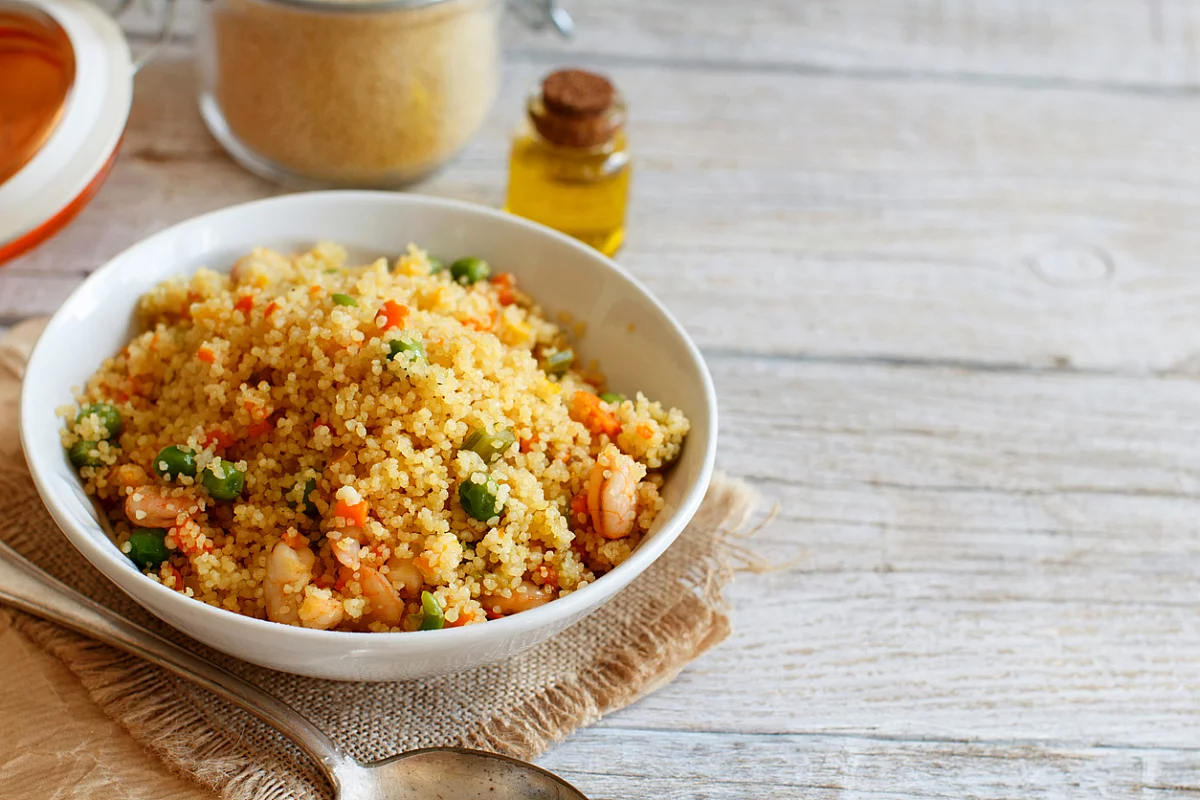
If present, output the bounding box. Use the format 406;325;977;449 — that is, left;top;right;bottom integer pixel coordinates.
0;0;131;263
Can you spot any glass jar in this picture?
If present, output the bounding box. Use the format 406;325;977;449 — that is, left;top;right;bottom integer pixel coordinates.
196;0;561;188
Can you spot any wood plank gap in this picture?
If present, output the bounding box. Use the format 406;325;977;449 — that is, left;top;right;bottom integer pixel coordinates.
589;725;1200;753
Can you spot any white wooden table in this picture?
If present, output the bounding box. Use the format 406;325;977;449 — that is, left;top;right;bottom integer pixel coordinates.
5;2;1200;796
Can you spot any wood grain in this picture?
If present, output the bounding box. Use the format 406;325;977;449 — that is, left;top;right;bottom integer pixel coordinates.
121;0;1200;89
540;728;1200;799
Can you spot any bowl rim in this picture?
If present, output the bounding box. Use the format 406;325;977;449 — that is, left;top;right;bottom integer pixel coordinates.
19;190;718;649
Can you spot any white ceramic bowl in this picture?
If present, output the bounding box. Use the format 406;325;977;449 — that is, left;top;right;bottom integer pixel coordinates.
20;192;716;681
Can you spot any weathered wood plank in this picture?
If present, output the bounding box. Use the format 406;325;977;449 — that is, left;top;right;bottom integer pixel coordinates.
539;728;1200;800
587;356;1200;748
10;53;1200;373
121;0;1200;89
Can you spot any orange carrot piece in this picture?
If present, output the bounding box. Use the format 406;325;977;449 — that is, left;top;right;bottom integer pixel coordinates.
247;418;273;438
450;610;476;628
378;300;409;330
264;301;279;317
204;428;235;451
197;345;216;363
636;423;654;440
234;294;254;315
333;498;368;527
569;391;621;437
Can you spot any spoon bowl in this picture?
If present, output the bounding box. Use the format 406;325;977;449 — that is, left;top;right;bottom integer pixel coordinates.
0;541;589;800
338;749;585;800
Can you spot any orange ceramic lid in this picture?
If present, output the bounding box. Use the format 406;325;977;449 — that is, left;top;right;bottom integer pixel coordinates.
0;0;131;264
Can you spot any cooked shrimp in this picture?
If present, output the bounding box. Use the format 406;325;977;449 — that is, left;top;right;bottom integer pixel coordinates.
264;539;317;625
297;586;345;631
587;448;639;539
479;580;553;617
125;487;198;528
386;555;422;599
359;566;405;626
329;525;364;570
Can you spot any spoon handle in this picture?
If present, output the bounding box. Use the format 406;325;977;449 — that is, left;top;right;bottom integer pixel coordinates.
0;541;349;791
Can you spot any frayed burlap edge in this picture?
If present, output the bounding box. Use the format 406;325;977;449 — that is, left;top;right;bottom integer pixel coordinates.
4;475;757;800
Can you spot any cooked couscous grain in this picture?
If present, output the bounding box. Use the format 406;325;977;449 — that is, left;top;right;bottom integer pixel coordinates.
60;243;689;632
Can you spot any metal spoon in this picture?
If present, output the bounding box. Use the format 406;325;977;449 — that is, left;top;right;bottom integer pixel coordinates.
0;541;588;800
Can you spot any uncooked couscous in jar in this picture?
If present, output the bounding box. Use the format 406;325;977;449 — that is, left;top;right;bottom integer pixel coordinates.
60;243;690;633
196;0;501;187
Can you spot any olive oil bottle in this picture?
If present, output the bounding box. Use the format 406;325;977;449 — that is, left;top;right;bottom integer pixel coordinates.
504;69;631;256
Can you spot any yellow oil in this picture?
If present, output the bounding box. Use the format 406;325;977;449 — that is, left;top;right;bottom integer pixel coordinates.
504;125;631;256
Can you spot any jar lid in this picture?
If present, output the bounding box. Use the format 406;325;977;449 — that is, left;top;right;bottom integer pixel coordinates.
0;0;132;264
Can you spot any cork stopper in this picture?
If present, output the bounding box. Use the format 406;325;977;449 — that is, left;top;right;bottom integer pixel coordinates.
531;69;623;149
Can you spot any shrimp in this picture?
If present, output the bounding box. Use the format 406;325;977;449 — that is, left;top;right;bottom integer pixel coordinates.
359;566;405;627
329;525;364;570
587;447;639;539
265;539;317;625
479;580;553;618
385;555;422;599
125;487;199;528
297;586;345;631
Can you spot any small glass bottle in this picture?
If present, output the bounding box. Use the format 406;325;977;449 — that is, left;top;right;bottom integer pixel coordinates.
504;69;631;256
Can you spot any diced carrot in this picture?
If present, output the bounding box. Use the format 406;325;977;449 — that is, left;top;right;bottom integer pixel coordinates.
414;553;435;577
378;300;409;330
163;565;187;593
450;610;476;628
332;498;368;527
492;273;516;306
636;423;654;441
536;564;559;589
309;285;322;296
204;428;236;451
569;391;621;437
264;301;279;317
246;418;273;438
234;294;254;315
461;306;498;331
197;345;216;363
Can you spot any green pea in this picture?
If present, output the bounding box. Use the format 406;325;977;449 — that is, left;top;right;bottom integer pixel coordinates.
153;445;196;480
428;256;445;274
201;459;245;501
388;337;427;364
599;392;625;404
450;257;490;285
459;472;502;522
68;440;104;468
463;428;516;463
126;528;170;569
293;475;317;515
76;403;122;439
331;293;357;307
540;349;574;377
420;590;445;631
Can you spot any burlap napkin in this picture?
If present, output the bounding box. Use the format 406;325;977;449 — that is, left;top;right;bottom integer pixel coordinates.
0;319;756;800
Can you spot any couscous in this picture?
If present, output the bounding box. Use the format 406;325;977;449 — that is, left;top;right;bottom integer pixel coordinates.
60;243;689;632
